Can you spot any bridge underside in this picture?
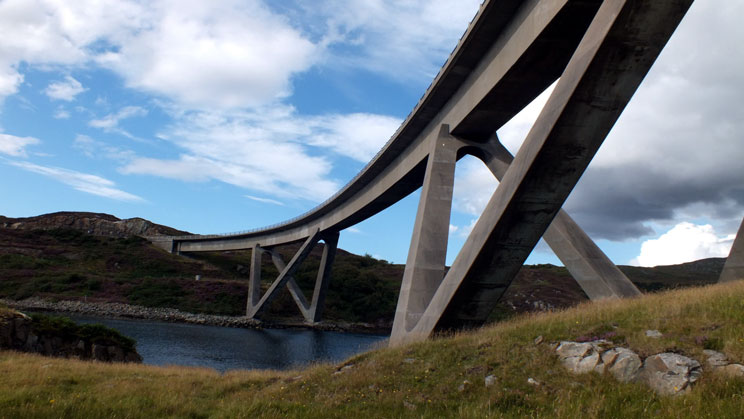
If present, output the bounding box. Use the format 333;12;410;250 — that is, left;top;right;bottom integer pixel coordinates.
153;0;699;346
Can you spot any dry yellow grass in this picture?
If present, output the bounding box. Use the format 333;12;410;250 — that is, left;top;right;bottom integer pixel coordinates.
2;281;744;418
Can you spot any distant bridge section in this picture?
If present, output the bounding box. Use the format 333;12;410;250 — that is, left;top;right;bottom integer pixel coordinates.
151;0;698;346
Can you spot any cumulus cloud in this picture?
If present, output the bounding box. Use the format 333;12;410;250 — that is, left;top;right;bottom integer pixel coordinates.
0;133;40;157
95;0;317;109
44;76;86;101
9;160;143;202
0;0;316;108
447;2;744;247
453;157;498;216
632;222;735;267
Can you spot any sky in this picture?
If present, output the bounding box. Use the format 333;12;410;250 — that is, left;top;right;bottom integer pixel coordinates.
0;0;742;268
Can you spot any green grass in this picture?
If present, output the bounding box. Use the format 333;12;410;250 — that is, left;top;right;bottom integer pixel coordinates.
2;281;744;418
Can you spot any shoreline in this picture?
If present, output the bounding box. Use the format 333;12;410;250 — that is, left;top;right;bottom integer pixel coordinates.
0;297;391;336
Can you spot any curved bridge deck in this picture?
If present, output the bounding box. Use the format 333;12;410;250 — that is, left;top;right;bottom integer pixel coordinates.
150;0;696;346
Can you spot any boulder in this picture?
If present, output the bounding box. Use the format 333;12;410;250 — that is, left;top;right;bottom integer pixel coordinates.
703;350;728;369
640;353;702;395
645;330;663;338
601;347;642;383
721;364;744;377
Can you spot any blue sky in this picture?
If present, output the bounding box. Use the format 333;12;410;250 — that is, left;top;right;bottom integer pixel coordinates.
0;0;742;268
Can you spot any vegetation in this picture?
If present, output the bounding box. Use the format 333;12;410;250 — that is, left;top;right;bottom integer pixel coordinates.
1;281;744;418
29;313;137;352
0;223;727;327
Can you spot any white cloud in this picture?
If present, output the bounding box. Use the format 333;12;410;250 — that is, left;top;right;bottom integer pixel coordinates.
0;0;316;108
453;157;497;216
73;134;134;162
302;0;482;82
0;133;40;157
632;222;734;267
9;160;143;202
305;113;401;162
95;0;316;109
245;195;284;206
53;108;71;119
90;106;147;130
117;104;401;202
44;76;86;101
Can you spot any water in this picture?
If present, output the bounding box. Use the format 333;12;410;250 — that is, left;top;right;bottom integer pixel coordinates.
56;313;387;372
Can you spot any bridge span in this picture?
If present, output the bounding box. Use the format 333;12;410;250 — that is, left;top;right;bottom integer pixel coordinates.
151;0;698;346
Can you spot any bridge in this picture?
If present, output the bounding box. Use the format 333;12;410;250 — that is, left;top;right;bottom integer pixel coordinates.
149;0;741;346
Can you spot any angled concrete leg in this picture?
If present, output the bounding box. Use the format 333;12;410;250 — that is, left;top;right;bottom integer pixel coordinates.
391;125;458;345
247;230;320;319
719;217;744;283
476;137;640;299
309;232;339;323
247;245;264;315
390;0;691;346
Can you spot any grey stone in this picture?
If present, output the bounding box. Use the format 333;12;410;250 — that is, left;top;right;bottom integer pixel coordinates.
645;330;663;338
602;347;642;383
640;353;702;396
534;335;544;345
484;375;497;387
457;380;471;392
556;341;593;359
721;364;744;377
703;349;729;368
527;378;540;386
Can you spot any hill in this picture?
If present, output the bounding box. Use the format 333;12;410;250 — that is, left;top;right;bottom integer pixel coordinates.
0;212;726;328
1;281;743;417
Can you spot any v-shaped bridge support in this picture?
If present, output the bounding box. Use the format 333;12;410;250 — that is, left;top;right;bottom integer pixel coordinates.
247;230;339;323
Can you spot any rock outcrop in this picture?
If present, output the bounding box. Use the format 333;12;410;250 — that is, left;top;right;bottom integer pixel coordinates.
0;310;142;363
0;212;188;237
554;340;716;395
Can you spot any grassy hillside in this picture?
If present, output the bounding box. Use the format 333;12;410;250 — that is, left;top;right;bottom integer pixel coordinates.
0;215;727;326
1;281;744;418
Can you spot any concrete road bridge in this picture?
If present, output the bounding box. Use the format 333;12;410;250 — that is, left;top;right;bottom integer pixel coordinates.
150;0;741;346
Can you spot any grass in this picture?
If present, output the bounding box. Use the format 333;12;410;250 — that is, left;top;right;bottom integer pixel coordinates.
2;281;744;418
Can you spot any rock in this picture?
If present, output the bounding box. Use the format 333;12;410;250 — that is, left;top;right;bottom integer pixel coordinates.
645;330;663;338
333;364;354;376
402;358;416;364
703;349;729;368
403;401;416;410
601;347;642;383
92;344;108;361
527;377;540;386
556;340;612;374
556;341;593;359
457;380;471;392
13;318;29;343
640;353;702;395
484;375;497;387
721;364;744;377
534;335;544;345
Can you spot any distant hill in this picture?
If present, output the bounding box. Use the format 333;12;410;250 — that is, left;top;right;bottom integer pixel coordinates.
0;212;726;328
0;212;190;238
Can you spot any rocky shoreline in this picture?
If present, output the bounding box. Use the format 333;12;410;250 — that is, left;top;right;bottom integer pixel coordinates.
0;297;391;335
